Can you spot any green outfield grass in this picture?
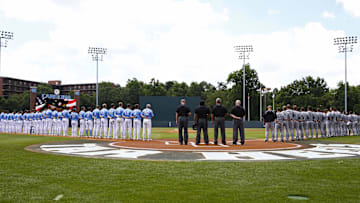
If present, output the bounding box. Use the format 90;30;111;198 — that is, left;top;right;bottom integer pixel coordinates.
1;130;360;202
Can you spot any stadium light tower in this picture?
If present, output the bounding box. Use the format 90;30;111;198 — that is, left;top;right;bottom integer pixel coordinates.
333;36;357;112
234;45;253;111
0;30;14;73
88;47;107;106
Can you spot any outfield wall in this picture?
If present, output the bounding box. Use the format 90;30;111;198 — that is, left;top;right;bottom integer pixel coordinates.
140;96;201;121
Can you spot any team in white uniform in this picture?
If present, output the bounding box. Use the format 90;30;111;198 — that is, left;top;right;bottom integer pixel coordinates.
0;103;154;142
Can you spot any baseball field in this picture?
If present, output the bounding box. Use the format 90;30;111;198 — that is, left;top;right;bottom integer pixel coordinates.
1;128;360;202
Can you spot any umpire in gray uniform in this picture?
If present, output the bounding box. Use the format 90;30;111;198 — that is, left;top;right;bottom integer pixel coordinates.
212;98;228;145
176;99;191;145
230;100;246;145
194;100;210;145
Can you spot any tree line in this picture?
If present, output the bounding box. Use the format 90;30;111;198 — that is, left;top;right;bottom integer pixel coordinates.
1;66;360;120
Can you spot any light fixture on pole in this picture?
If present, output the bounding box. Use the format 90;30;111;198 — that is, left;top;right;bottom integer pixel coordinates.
257;88;263;121
88;47;107;106
272;93;275;110
333;36;357;112
263;87;271;108
247;94;250;121
0;30;14;73
234;45;253;112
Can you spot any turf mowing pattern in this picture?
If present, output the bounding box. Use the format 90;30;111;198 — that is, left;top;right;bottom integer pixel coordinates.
1;128;360;202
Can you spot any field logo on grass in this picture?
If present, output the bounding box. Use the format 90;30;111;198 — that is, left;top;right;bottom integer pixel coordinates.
35;142;360;161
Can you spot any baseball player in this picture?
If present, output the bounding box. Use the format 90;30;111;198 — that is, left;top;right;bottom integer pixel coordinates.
0;112;4;133
36;111;42;135
8;111;14;133
351;112;358;135
107;104;116;139
298;107;306;140
306;107;314;139
51;109;59;136
313;108;320;138
263;105;276;142
79;106;86;137
62;109;70;136
57;110;63;136
115;102;125;139
132;104;142;140
29;111;36;134
141;104;154;141
292;105;300;141
70;109;79;137
85;107;94;137
285;104;294;141
41;109;46;134
326;107;334;137
44;107;53;135
320;109;327;137
275;107;285;142
123;104;133;140
100;104;109;139
93;105;101;138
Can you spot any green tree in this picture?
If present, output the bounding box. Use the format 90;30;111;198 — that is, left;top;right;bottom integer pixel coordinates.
276;76;329;109
36;83;53;96
226;65;263;120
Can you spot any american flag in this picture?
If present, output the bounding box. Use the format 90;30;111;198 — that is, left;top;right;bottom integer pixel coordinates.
36;97;76;111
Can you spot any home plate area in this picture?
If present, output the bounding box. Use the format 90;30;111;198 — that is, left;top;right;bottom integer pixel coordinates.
28;139;360;161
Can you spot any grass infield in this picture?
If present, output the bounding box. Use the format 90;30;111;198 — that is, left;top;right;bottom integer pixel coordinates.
0;128;360;202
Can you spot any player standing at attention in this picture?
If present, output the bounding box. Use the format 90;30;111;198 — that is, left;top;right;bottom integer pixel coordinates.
0;111;4;133
107;104;116;139
285;104;294;141
85;107;94;137
57;110;63;136
36;111;42;135
194;100;210;145
100;104;109;139
123;104;133;140
93;105;101;138
70;108;79;137
115;102;124;139
8;111;15;133
298;107;305;140
262;105;276;142
132;104;142;140
275;107;285;142
41;109;46;135
79;106;86;137
212;98;227;145
293;105;301;140
141;104;154;141
176;99;191;145
44;107;52;135
51;108;58;136
62;109;70;136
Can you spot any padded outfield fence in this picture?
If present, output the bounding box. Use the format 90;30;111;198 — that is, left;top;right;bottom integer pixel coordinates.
140;95;263;128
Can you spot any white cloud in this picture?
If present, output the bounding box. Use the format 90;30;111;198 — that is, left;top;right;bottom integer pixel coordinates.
322;11;336;19
0;0;358;91
337;0;360;17
267;9;280;15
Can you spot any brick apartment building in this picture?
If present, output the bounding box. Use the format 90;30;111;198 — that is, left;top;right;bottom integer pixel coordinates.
0;76;96;97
